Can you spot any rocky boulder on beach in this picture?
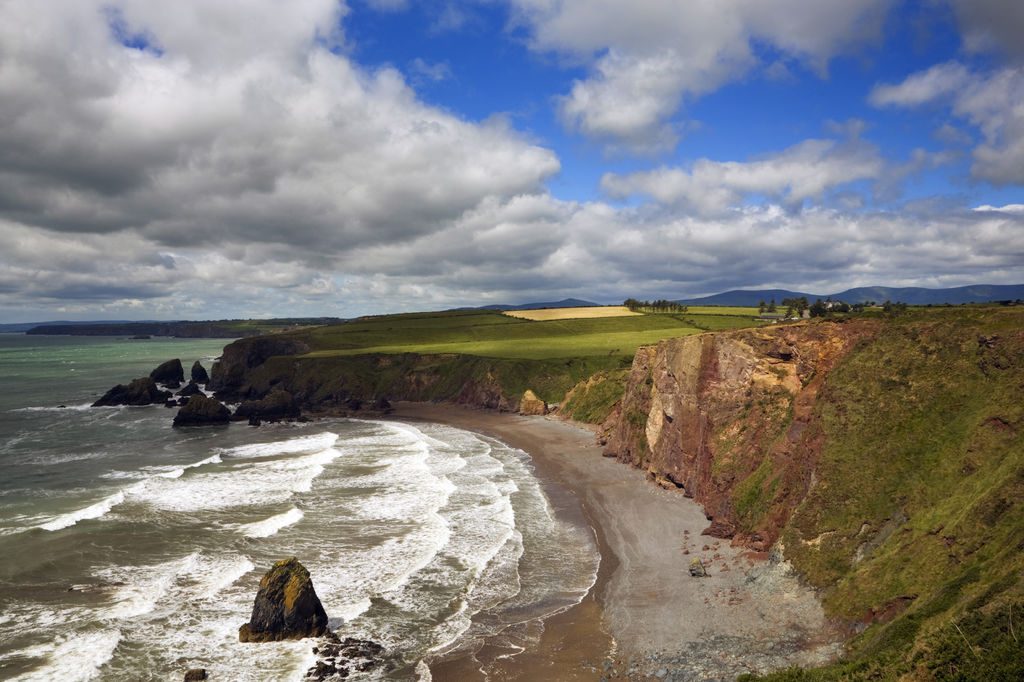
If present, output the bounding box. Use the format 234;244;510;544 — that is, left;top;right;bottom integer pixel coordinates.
519;389;547;416
239;557;329;643
172;394;231;427
92;377;171;407
150;358;185;386
191;360;210;385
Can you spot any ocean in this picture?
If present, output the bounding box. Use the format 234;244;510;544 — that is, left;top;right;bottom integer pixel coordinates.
0;335;599;681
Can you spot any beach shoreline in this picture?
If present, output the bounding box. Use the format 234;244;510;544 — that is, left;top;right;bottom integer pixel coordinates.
388;402;842;681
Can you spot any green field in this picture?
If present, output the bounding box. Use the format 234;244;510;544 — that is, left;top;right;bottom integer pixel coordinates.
297;309;762;360
684;305;761;316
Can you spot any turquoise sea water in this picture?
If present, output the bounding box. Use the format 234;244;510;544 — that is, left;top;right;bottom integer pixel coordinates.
0;335;598;681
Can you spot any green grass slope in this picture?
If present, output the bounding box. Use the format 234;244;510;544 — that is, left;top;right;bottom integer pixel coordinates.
747;306;1024;680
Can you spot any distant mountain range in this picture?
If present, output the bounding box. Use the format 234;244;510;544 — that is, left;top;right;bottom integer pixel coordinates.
676;284;1024;307
456;298;600;311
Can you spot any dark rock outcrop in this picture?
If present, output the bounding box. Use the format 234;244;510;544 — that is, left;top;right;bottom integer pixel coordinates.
150;359;185;385
191;361;210;385
239;557;328;643
93;377;172;407
176;382;203;397
173;394;231;427
307;633;385;680
234;389;300;422
183;669;207;681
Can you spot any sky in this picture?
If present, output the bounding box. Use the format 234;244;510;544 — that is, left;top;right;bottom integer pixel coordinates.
0;0;1022;321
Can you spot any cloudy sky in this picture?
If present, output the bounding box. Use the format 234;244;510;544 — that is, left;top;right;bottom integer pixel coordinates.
1;0;1022;321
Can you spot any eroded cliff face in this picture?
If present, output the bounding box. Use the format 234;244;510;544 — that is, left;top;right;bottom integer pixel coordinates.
209;336;525;412
603;320;878;550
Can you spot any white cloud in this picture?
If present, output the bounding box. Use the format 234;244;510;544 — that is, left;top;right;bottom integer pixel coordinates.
869;62;971;107
0;0;559;247
872;63;1024;184
973;204;1024;213
557;48;740;153
601;135;885;213
510;0;893;152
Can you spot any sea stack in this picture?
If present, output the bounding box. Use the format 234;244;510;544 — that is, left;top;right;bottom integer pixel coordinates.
172;394;231;427
191;361;210;385
239;557;329;643
150;359;185;386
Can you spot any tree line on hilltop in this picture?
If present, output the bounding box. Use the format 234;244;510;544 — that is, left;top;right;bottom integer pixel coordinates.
623;298;689;313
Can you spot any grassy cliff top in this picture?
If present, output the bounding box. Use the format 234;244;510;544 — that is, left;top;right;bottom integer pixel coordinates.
287;309;763;361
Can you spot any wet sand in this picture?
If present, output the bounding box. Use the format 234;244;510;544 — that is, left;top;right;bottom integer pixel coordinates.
390;403;840;681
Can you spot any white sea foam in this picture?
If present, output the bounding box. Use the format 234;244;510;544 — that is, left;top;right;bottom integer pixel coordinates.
415;660;434;682
334;597;372;623
155;453;222;479
38;489;129;531
13;629;122;682
98;552;254;620
101;553;201;620
135;447;342;512
220;432;338;459
190;555;255;599
237;506;304;538
100;470;147;480
37;452;223;530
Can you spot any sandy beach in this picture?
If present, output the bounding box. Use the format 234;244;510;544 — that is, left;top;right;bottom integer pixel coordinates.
390;402;841;681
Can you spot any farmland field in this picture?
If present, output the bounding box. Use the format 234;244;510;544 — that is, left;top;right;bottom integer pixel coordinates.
502;305;641;321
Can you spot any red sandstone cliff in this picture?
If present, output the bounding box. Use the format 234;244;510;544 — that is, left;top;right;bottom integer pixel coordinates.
602;320;879;550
